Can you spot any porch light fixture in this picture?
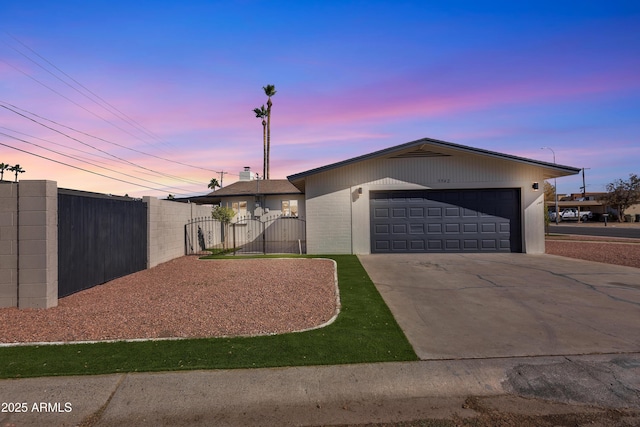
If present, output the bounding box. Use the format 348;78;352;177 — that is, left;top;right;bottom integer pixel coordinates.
532;182;539;191
358;187;363;195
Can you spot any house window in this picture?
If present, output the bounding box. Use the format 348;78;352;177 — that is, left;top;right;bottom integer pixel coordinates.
282;200;298;217
230;201;248;218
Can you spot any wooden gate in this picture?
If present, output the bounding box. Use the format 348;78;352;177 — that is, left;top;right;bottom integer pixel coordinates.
58;189;147;298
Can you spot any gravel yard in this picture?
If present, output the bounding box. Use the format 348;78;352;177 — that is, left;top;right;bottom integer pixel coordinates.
545;235;640;269
0;257;337;344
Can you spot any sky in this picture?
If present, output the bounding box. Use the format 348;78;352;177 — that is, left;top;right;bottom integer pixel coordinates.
1;0;639;199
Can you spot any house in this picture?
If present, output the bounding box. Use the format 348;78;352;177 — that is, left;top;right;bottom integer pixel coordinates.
287;137;581;254
188;167;305;221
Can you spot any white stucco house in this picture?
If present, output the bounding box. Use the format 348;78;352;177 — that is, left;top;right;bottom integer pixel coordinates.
287;137;580;255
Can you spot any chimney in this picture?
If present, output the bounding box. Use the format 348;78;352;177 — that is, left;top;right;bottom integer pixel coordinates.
239;166;254;181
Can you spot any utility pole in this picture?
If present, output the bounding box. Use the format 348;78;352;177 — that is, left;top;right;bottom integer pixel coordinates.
217;171;228;188
541;147;559;225
580;168;591;199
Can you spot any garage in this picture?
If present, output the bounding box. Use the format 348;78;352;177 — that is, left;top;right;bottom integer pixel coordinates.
370;189;522;253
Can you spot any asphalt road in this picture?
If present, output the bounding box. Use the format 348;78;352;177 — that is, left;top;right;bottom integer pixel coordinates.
548;223;640;239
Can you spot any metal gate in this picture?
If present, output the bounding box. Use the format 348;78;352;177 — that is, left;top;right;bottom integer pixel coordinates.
58;189;147;297
185;214;306;255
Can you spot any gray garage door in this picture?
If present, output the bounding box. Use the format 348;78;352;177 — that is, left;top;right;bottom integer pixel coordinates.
370;189;522;253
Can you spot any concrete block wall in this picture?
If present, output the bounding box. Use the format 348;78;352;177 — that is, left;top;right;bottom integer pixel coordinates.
0;180;58;309
17;181;58;309
0;182;18;307
144;197;212;268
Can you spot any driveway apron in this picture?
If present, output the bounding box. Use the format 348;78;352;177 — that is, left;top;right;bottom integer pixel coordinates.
358;253;640;360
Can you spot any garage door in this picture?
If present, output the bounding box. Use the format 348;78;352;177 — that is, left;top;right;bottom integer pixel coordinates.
370;189;521;253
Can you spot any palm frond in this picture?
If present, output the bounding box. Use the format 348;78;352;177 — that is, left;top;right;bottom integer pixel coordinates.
263;84;276;97
253;105;267;118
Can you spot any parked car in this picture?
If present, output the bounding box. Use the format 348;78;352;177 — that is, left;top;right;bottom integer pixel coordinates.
550;208;593;222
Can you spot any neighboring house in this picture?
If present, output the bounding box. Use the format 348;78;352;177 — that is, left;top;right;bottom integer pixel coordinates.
187;167;305;222
287;137;580;254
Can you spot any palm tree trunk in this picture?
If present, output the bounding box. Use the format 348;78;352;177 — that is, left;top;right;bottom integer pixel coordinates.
262;120;267;179
266;98;272;179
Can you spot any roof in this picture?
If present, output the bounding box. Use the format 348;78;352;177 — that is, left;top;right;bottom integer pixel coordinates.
287;137;581;190
175;179;302;205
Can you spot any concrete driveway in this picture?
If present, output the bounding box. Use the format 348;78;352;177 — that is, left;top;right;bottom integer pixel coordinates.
358;253;640;360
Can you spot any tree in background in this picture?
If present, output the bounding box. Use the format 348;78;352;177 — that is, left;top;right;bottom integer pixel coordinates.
0;163;10;181
253;105;268;179
263;84;276;179
600;173;640;222
543;181;556;202
208;177;220;191
9;164;25;182
211;206;236;249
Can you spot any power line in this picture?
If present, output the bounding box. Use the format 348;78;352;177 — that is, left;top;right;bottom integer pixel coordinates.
0;140;196;196
1;132;196;193
1;35;241;180
1;100;233;177
0;102;211;185
4;33;174;151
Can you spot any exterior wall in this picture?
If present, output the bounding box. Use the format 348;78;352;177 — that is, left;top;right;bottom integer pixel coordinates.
304;153;550;254
0;182;18;307
305;182;352;254
144;197;212;268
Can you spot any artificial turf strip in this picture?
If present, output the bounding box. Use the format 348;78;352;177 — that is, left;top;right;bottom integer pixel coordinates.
0;255;418;379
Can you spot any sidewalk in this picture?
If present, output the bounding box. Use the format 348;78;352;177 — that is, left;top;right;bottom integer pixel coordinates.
2;353;639;426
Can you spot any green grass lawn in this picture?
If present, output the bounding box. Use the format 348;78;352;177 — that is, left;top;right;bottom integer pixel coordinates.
0;255;418;379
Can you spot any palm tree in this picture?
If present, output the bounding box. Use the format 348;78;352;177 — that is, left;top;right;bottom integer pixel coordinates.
0;163;10;181
208;177;220;191
9;164;25;182
253;105;268;179
263;84;276;179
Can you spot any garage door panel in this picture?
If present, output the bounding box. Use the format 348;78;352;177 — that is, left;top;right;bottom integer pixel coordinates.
464;240;479;250
392;208;407;218
445;207;460;217
375;240;390;250
392;224;407;234
481;239;497;250
462;208;479;217
370;189;521;253
427;223;442;233
463;223;478;233
482;223;496;233
375;224;389;234
445;240;461;250
410;223;424;234
445;223;460;233
410;240;425;250
374;208;389;218
392;240;407;250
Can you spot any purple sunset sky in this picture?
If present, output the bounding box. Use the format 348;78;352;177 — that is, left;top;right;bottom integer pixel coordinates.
1;1;639;198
